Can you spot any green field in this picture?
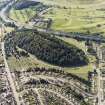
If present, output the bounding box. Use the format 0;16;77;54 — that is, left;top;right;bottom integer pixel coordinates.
9;0;105;35
9;7;35;23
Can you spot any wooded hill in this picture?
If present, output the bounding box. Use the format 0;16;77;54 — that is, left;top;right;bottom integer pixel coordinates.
5;30;89;67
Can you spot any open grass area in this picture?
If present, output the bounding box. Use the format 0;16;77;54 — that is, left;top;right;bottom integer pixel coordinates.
9;0;105;35
56;37;86;52
7;55;94;80
57;37;96;79
7;47;61;70
42;7;105;34
64;64;93;80
7;54;63;71
9;8;35;23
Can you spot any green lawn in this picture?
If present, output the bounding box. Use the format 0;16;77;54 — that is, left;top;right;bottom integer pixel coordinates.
64;64;93;80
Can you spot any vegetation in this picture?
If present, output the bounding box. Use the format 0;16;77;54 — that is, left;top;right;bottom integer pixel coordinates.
14;0;40;10
5;29;88;67
8;0;105;36
9;8;36;23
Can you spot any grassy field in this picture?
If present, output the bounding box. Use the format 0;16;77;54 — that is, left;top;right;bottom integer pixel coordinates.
64;64;93;80
42;7;105;33
7;54;94;80
9;0;105;35
8;54;94;79
57;37;96;79
41;0;105;7
9;8;35;23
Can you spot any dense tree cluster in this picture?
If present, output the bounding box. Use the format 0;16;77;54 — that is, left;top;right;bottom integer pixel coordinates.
5;29;88;67
14;0;40;10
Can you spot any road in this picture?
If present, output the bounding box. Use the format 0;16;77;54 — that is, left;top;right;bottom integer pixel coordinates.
0;0;14;23
95;44;105;105
97;68;102;105
1;42;20;105
38;89;75;105
31;75;93;97
35;89;45;105
0;0;22;27
36;28;105;43
20;88;75;105
0;1;21;104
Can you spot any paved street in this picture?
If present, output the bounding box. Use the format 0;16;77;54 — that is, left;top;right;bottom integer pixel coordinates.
1;42;20;105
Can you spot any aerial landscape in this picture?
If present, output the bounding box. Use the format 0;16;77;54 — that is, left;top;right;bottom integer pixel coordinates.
1;0;105;105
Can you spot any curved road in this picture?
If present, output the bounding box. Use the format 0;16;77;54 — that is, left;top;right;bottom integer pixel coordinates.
0;0;14;23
